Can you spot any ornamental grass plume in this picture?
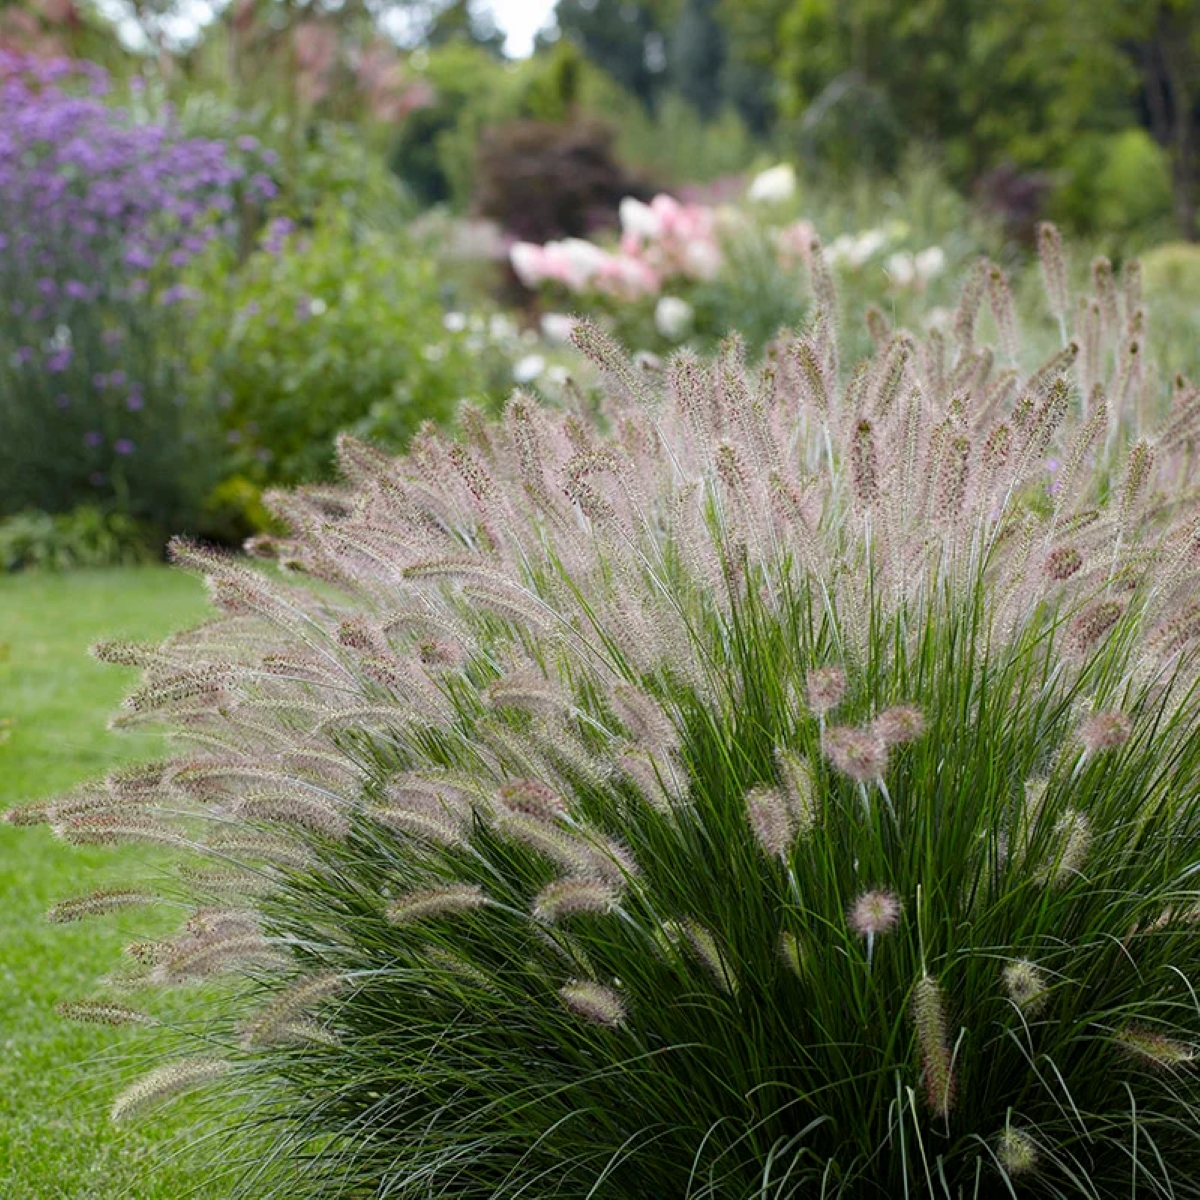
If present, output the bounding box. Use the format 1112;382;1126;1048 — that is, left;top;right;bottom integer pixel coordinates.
17;235;1200;1197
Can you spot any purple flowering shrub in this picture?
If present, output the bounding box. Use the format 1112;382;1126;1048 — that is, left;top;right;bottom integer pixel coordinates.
0;53;274;534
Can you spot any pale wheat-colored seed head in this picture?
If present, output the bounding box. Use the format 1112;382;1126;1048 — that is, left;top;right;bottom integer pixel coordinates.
1002;958;1048;1015
871;705;926;747
744;786;795;858
111;1058;231;1123
387;885;491;925
533;877;621;922
912;972;955;1120
1115;1027;1197;1070
804;667;846;716
559;980;626;1027
848;889;902;938
1079;709;1132;753
823;725;888;783
997;1127;1039;1176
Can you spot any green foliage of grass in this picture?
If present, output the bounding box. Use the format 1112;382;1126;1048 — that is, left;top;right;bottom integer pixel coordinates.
0;567;224;1199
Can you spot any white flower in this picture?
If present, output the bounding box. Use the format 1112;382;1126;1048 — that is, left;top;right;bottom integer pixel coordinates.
443;311;467;333
540;313;576;345
683;240;722;280
886;252;916;288
915;246;947;282
619;197;662;240
558;238;609;290
924;306;952;332
654;296;694;341
489;314;517;342
848;229;887;267
309;297;328;316
513;354;546;384
546;364;570;386
826;234;857;267
747;163;797;204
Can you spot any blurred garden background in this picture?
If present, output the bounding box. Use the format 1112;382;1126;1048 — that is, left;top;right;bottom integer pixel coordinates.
1;0;1200;1193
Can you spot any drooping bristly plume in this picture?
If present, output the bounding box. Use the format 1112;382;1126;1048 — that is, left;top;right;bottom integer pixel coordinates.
17;239;1200;1197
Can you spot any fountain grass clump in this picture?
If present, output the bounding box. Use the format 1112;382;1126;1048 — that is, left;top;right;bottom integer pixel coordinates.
13;231;1200;1197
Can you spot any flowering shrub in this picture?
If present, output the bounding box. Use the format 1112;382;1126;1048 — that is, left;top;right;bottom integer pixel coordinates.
0;53;273;530
510;166;953;355
16;233;1200;1197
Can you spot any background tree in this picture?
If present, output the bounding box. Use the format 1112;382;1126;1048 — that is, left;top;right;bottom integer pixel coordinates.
1111;0;1200;239
552;0;680;109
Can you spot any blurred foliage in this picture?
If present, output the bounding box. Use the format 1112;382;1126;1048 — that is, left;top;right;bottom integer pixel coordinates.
474;118;646;242
390;37;763;221
1141;241;1200;380
0;506;157;572
719;0;1200;240
612;93;761;187
1053;129;1175;244
183;205;485;537
172;92;411;231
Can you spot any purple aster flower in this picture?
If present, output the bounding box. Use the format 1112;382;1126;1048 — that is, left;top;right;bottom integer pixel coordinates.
114;438;135;456
46;348;72;373
83;430;103;448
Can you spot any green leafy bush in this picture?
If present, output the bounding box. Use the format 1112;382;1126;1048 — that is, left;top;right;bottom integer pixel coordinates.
184;206;486;529
18;238;1200;1198
1054;130;1175;242
0;507;157;572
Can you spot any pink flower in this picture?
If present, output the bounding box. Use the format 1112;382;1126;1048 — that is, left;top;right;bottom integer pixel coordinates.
510;242;549;288
618;197;662;241
594;252;660;300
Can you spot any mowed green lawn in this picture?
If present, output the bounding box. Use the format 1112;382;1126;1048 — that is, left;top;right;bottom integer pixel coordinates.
0;567;235;1199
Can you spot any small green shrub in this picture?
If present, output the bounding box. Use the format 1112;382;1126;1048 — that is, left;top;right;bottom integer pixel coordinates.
1054;130;1175;242
18;235;1200;1198
0;507;157;572
1140;242;1200;383
1142;241;1200;299
184;206;486;531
